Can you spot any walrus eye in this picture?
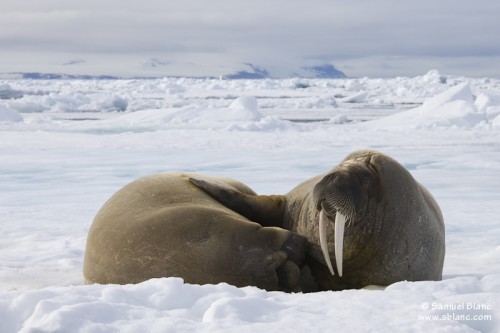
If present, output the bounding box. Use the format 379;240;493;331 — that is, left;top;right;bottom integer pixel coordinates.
362;175;372;186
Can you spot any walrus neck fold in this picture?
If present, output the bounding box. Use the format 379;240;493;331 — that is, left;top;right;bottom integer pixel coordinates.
189;177;287;228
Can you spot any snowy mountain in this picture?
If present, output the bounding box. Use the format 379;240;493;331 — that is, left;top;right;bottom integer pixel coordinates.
299;64;347;78
2;63;346;80
224;64;271;79
13;72;121;80
224;63;346;79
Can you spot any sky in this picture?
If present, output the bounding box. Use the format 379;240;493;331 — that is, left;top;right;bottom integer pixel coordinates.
1;0;500;78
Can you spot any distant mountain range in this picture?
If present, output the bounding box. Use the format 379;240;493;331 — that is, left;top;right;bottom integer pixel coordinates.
299;64;347;79
224;63;346;79
2;63;346;80
223;64;271;79
8;73;122;80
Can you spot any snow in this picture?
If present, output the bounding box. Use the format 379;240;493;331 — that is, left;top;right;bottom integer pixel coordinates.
0;105;23;122
1;70;500;332
364;82;490;129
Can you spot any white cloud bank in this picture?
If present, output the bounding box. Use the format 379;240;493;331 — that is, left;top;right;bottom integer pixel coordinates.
1;0;500;77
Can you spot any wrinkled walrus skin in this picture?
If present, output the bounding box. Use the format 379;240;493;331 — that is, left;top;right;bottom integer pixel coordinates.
190;150;446;291
83;173;309;292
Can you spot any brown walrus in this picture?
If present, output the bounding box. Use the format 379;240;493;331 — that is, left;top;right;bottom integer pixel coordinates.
83;172;309;292
190;150;445;290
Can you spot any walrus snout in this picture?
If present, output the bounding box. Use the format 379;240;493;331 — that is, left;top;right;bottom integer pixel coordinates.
313;170;362;218
313;170;368;278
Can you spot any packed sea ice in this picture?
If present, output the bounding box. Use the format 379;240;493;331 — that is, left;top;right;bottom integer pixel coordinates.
0;70;499;332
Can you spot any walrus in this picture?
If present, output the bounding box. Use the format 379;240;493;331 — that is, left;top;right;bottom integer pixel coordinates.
83;173;309;292
190;150;445;290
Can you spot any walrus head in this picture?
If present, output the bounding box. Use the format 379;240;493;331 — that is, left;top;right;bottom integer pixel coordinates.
312;154;380;277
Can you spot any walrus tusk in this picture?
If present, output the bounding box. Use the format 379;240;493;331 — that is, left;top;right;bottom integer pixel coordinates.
319;210;347;277
319;210;335;276
334;212;346;277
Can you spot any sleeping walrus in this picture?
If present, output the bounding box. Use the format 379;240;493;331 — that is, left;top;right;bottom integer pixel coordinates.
189;149;445;290
84;150;445;292
83;173;309;292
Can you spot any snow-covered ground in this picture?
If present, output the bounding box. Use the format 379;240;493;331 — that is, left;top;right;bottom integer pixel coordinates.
1;70;499;332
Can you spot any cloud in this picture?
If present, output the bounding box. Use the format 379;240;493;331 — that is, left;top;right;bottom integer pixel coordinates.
63;59;86;66
1;0;499;77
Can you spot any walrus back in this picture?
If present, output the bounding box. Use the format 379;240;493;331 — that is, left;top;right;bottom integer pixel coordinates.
83;172;301;291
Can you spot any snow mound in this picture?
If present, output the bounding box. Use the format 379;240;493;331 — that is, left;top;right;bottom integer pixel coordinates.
0;105;23;122
8;92;128;113
422;82;474;111
1;276;498;332
419;70;448;84
341;91;367;103
103;100;295;132
475;93;500;126
0;84;23;99
227;96;262;121
492;114;500;129
328;115;349;124
120;96;263;126
366;83;489;129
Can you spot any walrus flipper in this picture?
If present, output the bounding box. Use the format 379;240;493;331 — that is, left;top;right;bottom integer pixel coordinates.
189;177;286;228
